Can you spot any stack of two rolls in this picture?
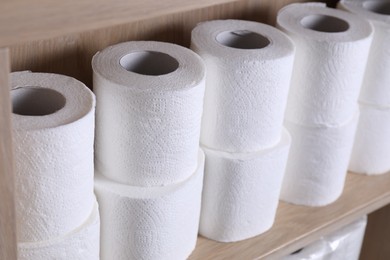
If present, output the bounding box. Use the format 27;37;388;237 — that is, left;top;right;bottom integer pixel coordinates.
191;20;295;242
92;42;206;259
339;0;390;175
277;3;373;206
11;71;99;259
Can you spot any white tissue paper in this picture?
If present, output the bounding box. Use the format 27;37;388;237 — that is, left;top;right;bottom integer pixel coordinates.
18;202;100;260
283;216;367;260
191;20;294;152
93;41;205;186
281;111;359;206
11;72;96;242
199;129;291;242
277;3;372;126
349;104;390;174
94;150;204;260
282;240;327;260
339;0;390;106
323;216;367;260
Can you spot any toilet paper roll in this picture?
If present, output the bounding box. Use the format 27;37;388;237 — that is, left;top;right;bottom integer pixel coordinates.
11;72;96;242
277;3;372;126
323;216;367;260
283;240;327;260
18;202;100;260
93;41;205;186
349;103;390;175
94;150;204;260
191;20;295;152
199;129;291;242
339;0;390;106
281;110;359;206
283;216;367;260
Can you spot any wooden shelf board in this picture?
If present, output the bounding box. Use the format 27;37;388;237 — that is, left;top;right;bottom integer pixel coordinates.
0;0;240;47
190;172;390;259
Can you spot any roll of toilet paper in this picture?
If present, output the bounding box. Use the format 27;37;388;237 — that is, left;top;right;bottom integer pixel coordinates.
322;216;367;260
93;41;205;186
18;202;100;260
191;20;294;152
283;216;367;260
339;0;390;106
349;104;390;175
283;240;327;260
281;110;359;206
277;3;372;126
11;72;96;242
94;150;204;260
199;129;291;242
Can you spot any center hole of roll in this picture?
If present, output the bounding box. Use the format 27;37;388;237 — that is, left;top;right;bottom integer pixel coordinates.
301;14;349;32
120;51;179;76
363;1;390;15
11;87;66;116
216;30;270;49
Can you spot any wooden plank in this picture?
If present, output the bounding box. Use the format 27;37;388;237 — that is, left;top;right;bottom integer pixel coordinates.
360;204;390;260
0;48;17;260
190;172;390;259
0;0;244;47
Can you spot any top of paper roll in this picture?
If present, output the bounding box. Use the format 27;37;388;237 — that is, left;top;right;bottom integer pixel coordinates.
191;20;294;60
277;3;372;42
11;71;95;130
339;0;390;25
92;41;205;92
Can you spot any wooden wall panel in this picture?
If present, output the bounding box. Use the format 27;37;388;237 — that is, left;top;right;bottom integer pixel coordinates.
0;48;17;260
361;205;390;260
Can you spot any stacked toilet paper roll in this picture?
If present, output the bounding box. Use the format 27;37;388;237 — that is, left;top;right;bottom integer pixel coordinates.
339;0;390;175
281;112;359;206
199;130;291;242
11;71;99;258
93;41;205;187
191;20;294;241
93;41;206;259
18;203;100;260
95;151;204;260
277;3;373;206
283;216;367;260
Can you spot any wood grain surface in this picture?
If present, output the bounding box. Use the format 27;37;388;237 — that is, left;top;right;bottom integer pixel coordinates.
0;48;17;260
360;204;390;260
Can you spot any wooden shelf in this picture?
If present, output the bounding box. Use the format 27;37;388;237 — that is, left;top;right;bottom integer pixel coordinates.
190;172;390;259
1;0;390;259
0;0;240;48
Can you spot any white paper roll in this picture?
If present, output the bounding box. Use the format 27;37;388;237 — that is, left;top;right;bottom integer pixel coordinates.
18;202;100;260
94;150;204;260
339;0;390;106
283;216;367;260
283;240;327;260
349;104;390;175
323;216;367;260
199;129;291;242
11;72;96;242
277;3;372;126
191;20;294;152
281;111;359;206
93;41;205;186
